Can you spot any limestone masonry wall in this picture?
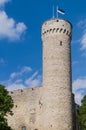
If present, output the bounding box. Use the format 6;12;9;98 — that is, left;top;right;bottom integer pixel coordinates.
42;18;73;130
8;87;43;130
7;18;73;130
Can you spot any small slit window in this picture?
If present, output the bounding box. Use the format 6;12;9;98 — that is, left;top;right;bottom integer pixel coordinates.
21;90;23;92
59;28;63;33
50;29;52;31
56;20;59;22
56;28;59;32
63;29;66;33
15;105;17;108
66;31;69;35
60;41;62;46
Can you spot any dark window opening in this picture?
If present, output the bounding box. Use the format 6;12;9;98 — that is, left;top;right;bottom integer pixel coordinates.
56;28;59;32
56;20;59;22
22;126;26;130
60;41;62;46
35;129;38;130
63;29;66;33
15;105;17;108
66;31;69;35
59;28;63;33
50;29;52;31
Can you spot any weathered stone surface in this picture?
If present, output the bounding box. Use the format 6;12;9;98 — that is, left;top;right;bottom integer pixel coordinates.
7;18;73;130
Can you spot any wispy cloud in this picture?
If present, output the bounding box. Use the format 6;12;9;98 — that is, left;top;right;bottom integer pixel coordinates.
1;66;42;91
80;33;86;50
77;19;86;28
73;77;86;105
25;71;42;88
0;58;7;65
10;66;32;79
0;58;5;64
72;61;79;66
77;19;86;51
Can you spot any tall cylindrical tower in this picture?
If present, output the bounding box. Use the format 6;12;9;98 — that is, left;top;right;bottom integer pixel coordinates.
42;18;73;130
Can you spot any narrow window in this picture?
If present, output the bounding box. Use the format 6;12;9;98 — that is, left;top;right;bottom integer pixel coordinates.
60;41;62;46
21;90;23;92
22;126;26;130
66;30;69;35
56;28;59;32
15;105;17;108
63;29;66;33
59;28;63;33
56;20;59;22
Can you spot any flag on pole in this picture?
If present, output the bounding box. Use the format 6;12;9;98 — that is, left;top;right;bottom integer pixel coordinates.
57;8;65;15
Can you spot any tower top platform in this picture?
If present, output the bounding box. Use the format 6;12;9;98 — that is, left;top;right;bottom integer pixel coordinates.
42;18;72;28
42;18;72;39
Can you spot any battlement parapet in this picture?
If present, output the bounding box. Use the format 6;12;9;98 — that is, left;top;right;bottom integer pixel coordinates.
42;18;72;39
9;86;42;96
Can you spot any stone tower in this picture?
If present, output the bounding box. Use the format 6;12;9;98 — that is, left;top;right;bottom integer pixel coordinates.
42;18;73;130
7;18;73;130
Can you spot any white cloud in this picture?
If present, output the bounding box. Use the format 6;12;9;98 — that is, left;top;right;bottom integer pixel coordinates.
73;77;86;105
74;90;85;105
0;11;27;41
0;0;27;41
0;0;10;7
1;66;42;91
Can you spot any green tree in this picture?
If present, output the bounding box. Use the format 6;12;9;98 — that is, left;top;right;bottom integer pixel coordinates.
0;84;14;130
78;95;86;130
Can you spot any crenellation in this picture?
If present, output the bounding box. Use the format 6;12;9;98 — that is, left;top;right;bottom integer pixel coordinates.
42;27;71;38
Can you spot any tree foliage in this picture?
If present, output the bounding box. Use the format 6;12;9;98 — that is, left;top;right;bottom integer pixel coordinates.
78;95;86;130
0;84;14;130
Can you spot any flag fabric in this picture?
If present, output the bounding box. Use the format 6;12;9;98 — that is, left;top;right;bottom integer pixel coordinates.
57;8;65;15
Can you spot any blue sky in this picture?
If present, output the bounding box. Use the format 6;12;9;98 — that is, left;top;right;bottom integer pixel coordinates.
0;0;86;105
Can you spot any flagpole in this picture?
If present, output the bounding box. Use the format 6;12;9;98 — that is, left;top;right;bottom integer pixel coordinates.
56;6;58;18
52;5;55;18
